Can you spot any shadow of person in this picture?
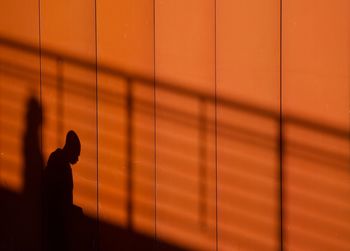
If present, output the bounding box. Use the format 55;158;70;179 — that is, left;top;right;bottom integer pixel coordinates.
16;96;44;251
43;130;91;251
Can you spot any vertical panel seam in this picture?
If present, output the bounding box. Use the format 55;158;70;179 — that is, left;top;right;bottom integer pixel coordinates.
153;0;157;250
38;0;43;250
94;0;99;249
214;0;218;250
279;0;284;250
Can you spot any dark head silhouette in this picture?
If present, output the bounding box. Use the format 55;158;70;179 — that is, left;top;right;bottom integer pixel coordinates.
44;130;84;251
63;130;81;165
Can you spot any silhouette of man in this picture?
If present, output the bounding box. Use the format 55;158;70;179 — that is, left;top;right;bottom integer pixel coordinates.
21;97;44;251
44;130;81;251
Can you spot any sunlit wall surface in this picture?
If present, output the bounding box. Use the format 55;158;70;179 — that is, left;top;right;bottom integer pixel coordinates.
0;0;349;251
0;2;41;249
283;1;350;250
217;1;280;250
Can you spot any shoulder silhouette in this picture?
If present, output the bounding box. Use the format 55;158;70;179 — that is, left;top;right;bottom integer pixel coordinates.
44;130;81;251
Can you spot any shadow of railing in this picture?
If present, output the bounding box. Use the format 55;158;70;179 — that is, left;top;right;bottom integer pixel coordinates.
0;34;349;251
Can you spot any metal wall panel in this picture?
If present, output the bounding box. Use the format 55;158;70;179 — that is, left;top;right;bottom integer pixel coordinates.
97;0;155;250
217;0;281;250
0;1;41;250
0;1;349;250
155;0;217;250
283;1;350;250
40;0;98;248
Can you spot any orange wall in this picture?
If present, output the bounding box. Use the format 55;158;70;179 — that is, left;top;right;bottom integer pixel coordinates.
97;1;155;246
155;1;216;250
0;0;349;251
283;1;350;250
217;1;280;250
0;0;40;192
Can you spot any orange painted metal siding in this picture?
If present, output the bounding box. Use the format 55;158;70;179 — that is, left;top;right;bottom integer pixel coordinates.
0;1;349;250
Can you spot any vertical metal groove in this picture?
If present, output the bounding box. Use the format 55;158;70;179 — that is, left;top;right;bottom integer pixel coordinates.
279;0;284;250
38;0;43;250
153;0;157;250
94;0;99;249
214;0;218;250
